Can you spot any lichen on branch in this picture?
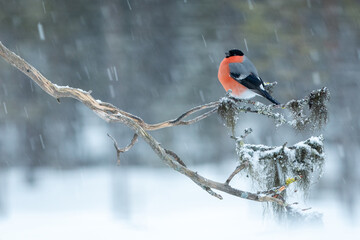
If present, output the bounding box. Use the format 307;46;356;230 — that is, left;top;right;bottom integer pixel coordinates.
236;135;324;192
217;87;330;132
286;87;330;130
235;134;325;219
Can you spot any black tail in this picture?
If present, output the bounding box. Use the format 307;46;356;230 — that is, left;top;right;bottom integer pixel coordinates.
260;90;280;105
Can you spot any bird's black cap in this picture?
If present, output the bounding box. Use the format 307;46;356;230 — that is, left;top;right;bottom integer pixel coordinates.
225;49;244;58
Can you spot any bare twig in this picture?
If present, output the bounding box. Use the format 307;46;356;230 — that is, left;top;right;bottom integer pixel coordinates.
0;41;287;205
107;133;138;165
122;134;139;152
107;134;121;164
162;102;219;126
225;161;249;185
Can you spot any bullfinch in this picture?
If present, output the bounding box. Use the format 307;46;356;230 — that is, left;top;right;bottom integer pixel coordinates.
218;49;280;105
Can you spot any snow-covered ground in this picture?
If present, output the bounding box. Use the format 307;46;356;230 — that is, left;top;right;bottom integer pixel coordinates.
0;163;358;240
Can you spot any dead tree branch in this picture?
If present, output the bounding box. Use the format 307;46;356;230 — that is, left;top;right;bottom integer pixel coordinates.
107;133;138;165
225;161;249;185
0;41;323;208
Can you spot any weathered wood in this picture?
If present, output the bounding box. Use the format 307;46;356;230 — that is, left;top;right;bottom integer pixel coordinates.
0;41;285;205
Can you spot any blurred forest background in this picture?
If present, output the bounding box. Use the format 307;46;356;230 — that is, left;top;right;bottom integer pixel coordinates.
0;0;360;224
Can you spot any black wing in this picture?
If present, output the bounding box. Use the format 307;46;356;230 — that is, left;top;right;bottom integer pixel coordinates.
229;63;280;105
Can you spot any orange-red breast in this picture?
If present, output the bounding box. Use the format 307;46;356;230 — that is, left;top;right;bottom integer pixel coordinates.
218;49;280;105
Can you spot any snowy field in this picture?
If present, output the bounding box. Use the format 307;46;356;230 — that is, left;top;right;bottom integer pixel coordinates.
0;163;358;240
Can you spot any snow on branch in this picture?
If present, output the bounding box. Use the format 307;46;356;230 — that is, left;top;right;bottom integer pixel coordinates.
236;135;324;193
286;87;330;130
218;87;330;132
234;133;325;220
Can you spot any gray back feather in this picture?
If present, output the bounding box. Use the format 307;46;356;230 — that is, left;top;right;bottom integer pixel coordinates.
229;56;258;80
